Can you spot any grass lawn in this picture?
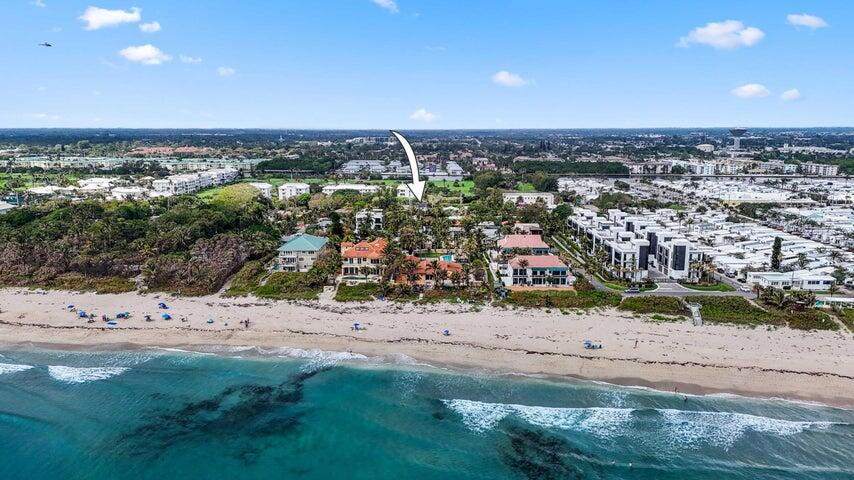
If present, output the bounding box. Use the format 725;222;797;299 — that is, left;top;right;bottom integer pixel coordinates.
429;180;475;196
515;182;536;192
679;281;735;292
254;272;321;300
334;283;382;302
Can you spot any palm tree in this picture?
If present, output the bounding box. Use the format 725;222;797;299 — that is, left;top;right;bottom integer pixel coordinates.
796;253;808;269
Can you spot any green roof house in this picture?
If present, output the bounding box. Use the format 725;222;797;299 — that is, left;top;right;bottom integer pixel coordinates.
277;233;330;272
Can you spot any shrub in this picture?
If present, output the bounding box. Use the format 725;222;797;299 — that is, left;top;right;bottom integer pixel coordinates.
334;283;381;302
255;272;320;300
619;296;687;316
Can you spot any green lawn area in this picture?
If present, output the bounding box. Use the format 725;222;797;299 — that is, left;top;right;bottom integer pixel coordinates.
334;283;382;302
254;272;321;300
515;182;536;192
429;180;475;196
678;281;735;292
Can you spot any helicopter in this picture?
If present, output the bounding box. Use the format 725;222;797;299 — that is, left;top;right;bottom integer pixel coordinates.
38;42;53;47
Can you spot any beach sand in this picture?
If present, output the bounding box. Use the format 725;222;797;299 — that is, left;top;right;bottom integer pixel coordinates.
0;288;852;407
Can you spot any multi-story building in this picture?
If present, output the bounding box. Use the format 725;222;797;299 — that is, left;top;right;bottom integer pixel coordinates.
802;163;839;177
500;255;574;287
277;233;330;273
322;184;380;196
341;238;388;282
355;208;385;232
278;183;310;200
502;192;556;208
248;182;273;199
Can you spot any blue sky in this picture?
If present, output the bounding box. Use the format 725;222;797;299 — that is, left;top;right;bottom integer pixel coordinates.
2;0;851;128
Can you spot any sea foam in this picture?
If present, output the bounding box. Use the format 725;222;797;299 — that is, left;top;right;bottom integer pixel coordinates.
48;366;129;384
0;363;34;375
443;399;839;448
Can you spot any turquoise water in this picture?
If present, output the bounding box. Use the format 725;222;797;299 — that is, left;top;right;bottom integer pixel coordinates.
1;347;852;479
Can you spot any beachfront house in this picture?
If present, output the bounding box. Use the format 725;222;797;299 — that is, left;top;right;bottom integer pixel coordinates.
396;256;463;288
341;238;388;282
500;255;574;287
277;233;330;273
496;234;551;255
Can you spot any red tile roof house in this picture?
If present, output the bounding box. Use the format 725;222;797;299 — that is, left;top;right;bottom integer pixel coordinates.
341;238;388;282
395;256;463;288
496;234;551;255
500;254;575;288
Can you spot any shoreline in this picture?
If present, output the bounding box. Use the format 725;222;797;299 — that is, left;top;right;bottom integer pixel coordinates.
1;288;852;408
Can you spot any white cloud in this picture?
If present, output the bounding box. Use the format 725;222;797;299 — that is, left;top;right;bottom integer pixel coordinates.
371;0;398;13
79;6;141;30
409;108;437;122
781;88;802;101
731;83;770;99
118;44;171;65
31;0;46;8
139;21;161;33
787;14;828;29
217;67;236;77
492;70;528;87
180;55;203;64
678;20;764;49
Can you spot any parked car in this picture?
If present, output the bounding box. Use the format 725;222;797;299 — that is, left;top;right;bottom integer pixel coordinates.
624;286;641;294
739;286;752;293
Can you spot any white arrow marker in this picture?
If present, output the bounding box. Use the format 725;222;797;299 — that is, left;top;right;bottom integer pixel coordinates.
390;130;426;201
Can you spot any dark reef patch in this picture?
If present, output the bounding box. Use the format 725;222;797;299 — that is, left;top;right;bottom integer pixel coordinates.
119;367;330;463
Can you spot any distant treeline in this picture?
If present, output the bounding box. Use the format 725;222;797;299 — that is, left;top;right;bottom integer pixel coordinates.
257;157;335;173
512;160;630;175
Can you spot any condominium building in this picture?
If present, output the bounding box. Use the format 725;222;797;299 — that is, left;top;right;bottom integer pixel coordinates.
247;182;273;199
502;192;556;208
278;183;310;200
322;184;380;196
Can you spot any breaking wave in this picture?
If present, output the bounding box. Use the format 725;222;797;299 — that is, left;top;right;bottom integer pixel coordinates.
47;366;130;384
0;363;34;375
443;399;840;448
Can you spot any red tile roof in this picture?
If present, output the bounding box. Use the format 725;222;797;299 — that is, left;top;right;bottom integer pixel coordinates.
509;255;568;269
341;238;388;259
407;256;463;275
498;234;549;250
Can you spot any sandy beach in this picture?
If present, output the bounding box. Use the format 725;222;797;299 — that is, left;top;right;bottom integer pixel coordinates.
0;288;852;407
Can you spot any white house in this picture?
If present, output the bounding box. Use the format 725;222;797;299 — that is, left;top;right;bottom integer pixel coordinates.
278;182;310;200
111;186;149;201
397;184;416;199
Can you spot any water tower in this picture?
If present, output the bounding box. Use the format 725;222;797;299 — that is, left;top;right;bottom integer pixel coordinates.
729;127;747;150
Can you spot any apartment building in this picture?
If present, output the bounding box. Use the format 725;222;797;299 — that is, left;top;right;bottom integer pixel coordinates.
278;183;310;200
248;182;273;199
322;184;380;196
502;192;556;208
355;208;384;232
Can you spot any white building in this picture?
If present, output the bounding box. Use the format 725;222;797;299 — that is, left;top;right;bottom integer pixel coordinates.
111;186;149;201
696;144;715;153
248;182;273;199
0;201;16;215
322;184;380;196
747;270;835;291
355;208;384;232
397;184;416;199
502;192;556;208
278;182;310;200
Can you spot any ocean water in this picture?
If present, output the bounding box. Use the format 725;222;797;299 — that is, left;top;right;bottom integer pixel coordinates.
0;347;852;479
